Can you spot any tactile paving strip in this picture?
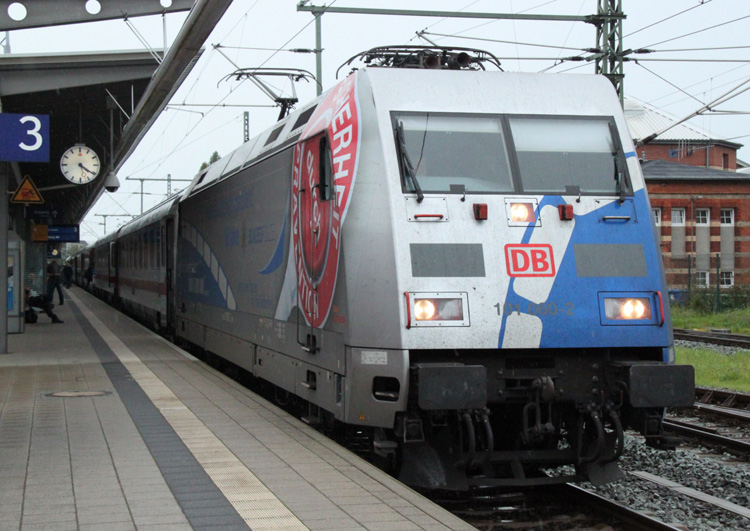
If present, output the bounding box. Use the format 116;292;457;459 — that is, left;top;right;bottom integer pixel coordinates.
70;291;308;530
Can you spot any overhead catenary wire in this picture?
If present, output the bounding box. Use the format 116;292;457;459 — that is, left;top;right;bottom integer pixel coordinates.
419;31;594;52
646;63;750;108
635;61;707;106
623;0;713;39
640;13;750;49
100;1;319;229
95;1;750;237
638;74;750;145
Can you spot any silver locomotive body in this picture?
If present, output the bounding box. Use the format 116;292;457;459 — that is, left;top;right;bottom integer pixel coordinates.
95;65;694;489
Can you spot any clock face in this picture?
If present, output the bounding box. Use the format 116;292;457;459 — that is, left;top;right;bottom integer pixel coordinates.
60;144;101;184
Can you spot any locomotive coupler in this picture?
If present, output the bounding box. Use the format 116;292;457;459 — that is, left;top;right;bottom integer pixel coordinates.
521;377;556;445
460;409;495;470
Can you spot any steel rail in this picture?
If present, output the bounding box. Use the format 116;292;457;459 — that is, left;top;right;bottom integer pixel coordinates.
663;419;750;455
674;328;750;348
558;484;686;531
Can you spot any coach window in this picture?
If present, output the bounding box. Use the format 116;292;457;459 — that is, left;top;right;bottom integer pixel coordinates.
508;117;630;197
393;112;514;194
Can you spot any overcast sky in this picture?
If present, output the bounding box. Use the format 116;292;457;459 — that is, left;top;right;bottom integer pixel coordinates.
5;0;750;241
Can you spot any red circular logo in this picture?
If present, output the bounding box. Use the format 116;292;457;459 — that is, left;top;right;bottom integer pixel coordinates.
292;76;359;327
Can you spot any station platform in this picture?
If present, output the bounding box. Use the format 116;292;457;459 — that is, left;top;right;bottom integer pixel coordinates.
0;287;475;531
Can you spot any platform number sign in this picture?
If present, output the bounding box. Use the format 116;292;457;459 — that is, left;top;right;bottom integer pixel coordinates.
0;113;50;162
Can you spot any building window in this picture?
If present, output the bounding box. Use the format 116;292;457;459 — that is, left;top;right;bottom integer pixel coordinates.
695;208;709;225
696;271;709;288
723;153;729;169
720;208;734;225
652;208;661;225
720;271;734;287
671;208;685;225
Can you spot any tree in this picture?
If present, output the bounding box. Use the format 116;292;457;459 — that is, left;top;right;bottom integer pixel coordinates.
199;151;221;171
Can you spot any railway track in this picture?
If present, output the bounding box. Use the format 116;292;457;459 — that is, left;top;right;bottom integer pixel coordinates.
439;483;685;530
664;385;750;456
673;327;750;348
555;484;687;531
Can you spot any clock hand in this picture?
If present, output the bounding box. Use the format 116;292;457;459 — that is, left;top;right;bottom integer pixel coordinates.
79;163;95;175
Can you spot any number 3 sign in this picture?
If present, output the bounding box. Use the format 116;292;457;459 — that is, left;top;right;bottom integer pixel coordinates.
0;113;50;162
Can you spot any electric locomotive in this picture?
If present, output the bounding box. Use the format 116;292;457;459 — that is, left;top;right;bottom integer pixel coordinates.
86;47;694;490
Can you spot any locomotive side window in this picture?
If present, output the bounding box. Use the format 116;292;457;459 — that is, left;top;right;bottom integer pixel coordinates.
318;135;333;202
393;112;514;194
508;117;631;197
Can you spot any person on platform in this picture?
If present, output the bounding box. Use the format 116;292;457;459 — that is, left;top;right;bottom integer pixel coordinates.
47;259;64;305
84;265;94;290
25;287;64;324
62;262;73;288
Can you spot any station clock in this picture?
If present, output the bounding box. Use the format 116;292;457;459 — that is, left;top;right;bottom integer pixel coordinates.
60;144;101;184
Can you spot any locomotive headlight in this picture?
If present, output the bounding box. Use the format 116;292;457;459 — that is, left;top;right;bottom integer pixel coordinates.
406;292;470;327
509;202;536;223
414;298;463;321
604;297;652;320
414;299;437;320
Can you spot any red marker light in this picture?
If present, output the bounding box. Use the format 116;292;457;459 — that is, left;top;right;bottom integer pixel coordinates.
558;204;574;220
473;203;488;221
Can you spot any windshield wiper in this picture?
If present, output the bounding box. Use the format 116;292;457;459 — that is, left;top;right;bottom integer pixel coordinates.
395;121;424;203
609;122;627;204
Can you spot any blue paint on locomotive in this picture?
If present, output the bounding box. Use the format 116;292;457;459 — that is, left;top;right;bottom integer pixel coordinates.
499;188;670;350
176;236;232;309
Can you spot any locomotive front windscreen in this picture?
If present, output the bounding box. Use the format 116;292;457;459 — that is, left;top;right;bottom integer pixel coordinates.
509;117;625;196
394;112;631;198
395;112;515;193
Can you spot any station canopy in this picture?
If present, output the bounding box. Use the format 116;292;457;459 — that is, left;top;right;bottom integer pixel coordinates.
0;0;231;226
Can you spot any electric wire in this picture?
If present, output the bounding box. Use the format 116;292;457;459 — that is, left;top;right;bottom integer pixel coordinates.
635;61;707;106
649;45;750;53
431;0;563;39
648;66;750;108
98;1;750;234
623;0;713;39
420;31;590;51
407;0;484;43
641;13;750;49
95;1;265;227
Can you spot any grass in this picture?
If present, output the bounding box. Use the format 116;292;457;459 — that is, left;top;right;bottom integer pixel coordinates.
671;305;750;392
675;347;750;393
671;305;750;334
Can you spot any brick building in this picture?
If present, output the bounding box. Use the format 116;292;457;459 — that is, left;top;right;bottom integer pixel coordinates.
641;160;749;289
624;98;748;290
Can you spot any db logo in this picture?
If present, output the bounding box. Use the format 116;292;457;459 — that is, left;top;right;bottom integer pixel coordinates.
505;244;555;277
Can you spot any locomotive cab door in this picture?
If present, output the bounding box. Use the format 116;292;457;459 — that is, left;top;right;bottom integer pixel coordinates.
295;132;334;352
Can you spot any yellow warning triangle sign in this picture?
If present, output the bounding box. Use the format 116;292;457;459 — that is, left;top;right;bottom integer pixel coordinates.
10;175;44;204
